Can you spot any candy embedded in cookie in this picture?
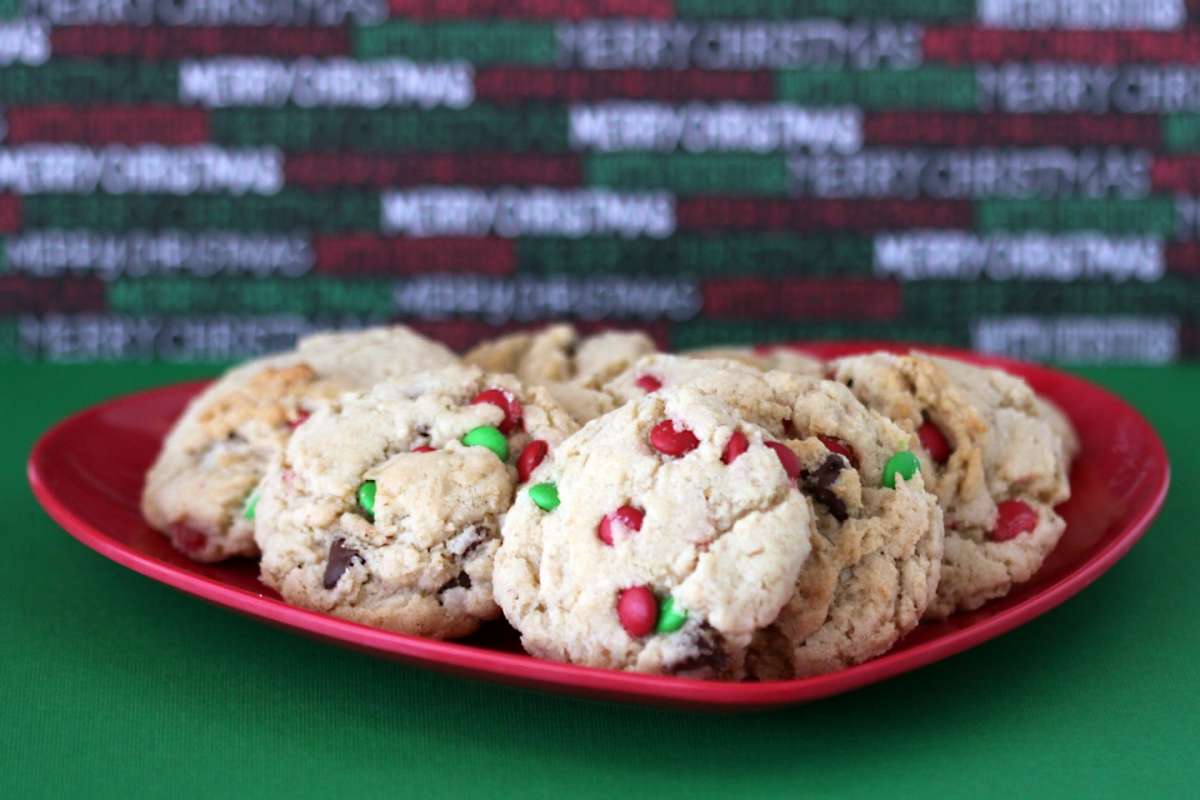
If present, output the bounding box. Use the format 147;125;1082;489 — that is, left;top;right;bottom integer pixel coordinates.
744;378;944;679
493;388;815;679
605;354;944;678
253;365;576;639
141;325;459;563
830;351;1077;618
463;324;658;424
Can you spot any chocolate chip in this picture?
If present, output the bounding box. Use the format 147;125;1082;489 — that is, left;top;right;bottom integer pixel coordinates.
806;454;844;488
412;424;432;446
323;538;362;590
801;454;849;523
665;623;730;677
438;572;472;593
810;487;849;523
462;527;491;559
448;525;493;560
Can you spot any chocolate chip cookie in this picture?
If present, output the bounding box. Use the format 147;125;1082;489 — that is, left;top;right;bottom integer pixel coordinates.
830;351;1075;618
494;388;815;679
141;325;458;562
254;365;576;638
464;324;657;423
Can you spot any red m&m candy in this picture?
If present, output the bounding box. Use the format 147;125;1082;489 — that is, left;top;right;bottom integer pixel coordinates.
472;388;523;434
617;586;658;637
170;524;207;555
288;411;311;430
991;500;1039;542
412;446;436;453
918;420;951;464
634;374;662;393
649;420;699;457
516;440;548;482
818;435;858;468
722;430;749;465
765;441;801;479
598;505;645;546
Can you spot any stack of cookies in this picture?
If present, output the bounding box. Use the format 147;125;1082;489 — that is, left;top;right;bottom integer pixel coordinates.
142;324;1077;680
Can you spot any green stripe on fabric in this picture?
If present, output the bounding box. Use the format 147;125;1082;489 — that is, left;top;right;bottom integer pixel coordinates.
517;235;873;276
107;277;396;316
585;154;789;196
353;21;557;64
778;67;977;110
1163;114;1200;153
22;193;382;232
670;319;968;350
902;279;1200;320
976;198;1176;235
0;62;179;103
210;107;569;152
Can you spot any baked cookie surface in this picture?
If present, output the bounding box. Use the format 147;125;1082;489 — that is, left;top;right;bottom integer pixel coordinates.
254;365;576;638
685;346;823;377
493;388;814;679
606;355;944;677
464;324;657;423
141;325;457;562
831;352;1075;618
743;375;943;678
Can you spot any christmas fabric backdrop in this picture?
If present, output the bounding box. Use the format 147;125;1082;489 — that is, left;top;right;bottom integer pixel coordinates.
0;0;1196;364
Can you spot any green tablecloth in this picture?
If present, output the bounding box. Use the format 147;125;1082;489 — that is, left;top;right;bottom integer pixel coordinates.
4;363;1196;798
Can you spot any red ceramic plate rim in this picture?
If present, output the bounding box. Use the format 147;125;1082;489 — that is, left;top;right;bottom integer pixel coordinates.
27;342;1170;710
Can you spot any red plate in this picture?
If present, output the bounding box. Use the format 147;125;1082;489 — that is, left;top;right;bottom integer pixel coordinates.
27;342;1169;710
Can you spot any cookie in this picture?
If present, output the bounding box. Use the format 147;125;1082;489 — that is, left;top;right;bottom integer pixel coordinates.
605;355;944;677
493;388;814;679
743;376;943;678
604;353;794;421
141;325;457;562
463;324;657;423
830;351;1075;618
254;365;577;638
685;346;823;377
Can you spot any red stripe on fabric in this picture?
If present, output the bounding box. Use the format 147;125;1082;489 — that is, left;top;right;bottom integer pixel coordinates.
676;198;973;231
0;194;19;233
701;278;901;320
1150;157;1200;193
0;276;107;313
924;26;1200;65
287;153;583;188
474;68;774;103
5;106;210;144
313;236;516;275
1165;243;1200;276
1181;323;1200;357
864;112;1159;148
51;26;348;58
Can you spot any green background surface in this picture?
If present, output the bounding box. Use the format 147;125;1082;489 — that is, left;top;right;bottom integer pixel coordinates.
3;363;1197;798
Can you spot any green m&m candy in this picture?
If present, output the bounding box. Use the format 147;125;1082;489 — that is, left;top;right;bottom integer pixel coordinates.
462;425;509;461
357;480;377;520
529;482;560;511
656;595;687;634
242;491;259;521
882;450;920;489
